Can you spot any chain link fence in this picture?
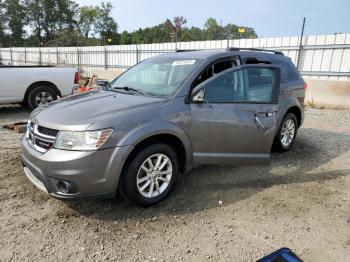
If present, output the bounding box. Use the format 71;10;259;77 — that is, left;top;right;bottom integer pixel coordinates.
0;33;349;81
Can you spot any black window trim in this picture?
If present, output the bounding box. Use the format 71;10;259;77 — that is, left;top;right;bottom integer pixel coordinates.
185;56;240;103
191;56;240;88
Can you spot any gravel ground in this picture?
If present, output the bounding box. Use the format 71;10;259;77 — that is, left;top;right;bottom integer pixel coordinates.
0;105;349;262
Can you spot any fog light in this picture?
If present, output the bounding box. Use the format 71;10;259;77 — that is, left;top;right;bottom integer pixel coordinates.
57;180;76;194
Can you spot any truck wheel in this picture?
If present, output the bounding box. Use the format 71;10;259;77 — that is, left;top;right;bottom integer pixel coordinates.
120;143;179;206
27;86;57;110
273;113;298;152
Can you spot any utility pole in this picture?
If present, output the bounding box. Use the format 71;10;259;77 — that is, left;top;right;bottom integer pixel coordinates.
226;27;231;48
170;31;178;51
297;17;306;70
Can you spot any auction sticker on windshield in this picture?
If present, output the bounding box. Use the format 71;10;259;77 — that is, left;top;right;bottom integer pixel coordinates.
172;60;196;66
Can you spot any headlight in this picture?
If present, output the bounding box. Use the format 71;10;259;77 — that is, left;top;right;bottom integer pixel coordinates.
54;129;113;151
26;120;31;139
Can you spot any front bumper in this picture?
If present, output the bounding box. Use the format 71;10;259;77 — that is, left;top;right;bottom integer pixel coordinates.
21;135;132;199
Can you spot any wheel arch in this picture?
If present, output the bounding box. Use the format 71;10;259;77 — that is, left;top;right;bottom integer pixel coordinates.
24;81;61;102
121;132;190;175
285;106;302;128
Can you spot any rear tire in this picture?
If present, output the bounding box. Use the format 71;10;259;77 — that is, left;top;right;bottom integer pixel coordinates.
273;113;298;152
120;143;179;206
27;86;57;110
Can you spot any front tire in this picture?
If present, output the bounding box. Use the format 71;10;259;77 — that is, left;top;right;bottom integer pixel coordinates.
27;86;57;110
120;143;179;206
273;113;298;152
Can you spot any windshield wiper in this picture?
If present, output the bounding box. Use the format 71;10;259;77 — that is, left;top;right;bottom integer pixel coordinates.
112;86;148;96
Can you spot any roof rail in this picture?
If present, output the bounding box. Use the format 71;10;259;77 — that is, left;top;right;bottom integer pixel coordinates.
226;47;284;55
175;49;200;52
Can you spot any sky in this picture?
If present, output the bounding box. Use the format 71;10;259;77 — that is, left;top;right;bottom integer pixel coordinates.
75;0;350;37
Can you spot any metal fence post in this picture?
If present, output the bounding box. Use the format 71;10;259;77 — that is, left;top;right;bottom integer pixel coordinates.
77;47;80;71
56;48;59;66
39;48;42;66
104;46;108;70
24;48;27;64
10;48;13;65
136;46;140;63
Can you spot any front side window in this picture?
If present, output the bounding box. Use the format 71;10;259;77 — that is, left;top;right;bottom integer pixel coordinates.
203;67;276;103
110;58;200;97
192;58;238;87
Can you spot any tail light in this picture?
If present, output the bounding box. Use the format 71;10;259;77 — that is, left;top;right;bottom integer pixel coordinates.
303;82;308;90
74;71;80;84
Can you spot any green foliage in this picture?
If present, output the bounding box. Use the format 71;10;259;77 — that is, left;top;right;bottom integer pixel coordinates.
0;0;10;47
119;30;131;45
23;0;80;46
79;5;100;39
94;2;118;45
0;1;258;47
123;17;257;45
4;0;26;46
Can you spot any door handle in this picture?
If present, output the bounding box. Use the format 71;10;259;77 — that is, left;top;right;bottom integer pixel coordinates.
255;115;267;131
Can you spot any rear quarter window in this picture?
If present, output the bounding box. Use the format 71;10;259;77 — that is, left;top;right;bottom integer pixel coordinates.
272;60;299;83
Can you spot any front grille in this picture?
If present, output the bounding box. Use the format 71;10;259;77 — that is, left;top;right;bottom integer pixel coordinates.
34;138;54;150
27;123;58;153
38;126;59;137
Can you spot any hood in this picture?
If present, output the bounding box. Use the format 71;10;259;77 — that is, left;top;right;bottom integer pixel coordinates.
31;90;166;131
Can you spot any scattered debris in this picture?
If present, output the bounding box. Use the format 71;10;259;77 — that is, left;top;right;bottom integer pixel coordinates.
2;122;27;133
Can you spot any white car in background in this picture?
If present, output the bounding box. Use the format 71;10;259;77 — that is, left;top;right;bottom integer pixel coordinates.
0;65;79;109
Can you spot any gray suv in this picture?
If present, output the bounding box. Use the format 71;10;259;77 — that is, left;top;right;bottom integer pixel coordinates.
22;48;305;206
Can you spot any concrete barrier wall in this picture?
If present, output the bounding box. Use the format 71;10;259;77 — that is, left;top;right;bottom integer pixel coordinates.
91;69;124;81
305;79;350;109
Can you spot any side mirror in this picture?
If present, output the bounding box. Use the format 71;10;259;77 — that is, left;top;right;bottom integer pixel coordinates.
190;82;207;103
192;89;205;103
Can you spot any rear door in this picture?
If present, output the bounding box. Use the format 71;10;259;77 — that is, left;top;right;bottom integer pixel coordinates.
190;65;281;164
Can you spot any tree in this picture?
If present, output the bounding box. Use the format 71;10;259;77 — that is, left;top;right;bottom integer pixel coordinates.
119;30;131;45
164;16;187;42
4;0;26;46
0;1;259;48
225;23;239;40
94;2;118;44
204;17;220;40
0;0;8;47
25;0;79;46
25;0;43;45
57;0;79;32
79;5;99;39
173;16;187;32
180;26;203;42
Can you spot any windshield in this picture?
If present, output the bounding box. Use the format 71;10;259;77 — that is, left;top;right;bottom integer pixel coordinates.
110;57;199;97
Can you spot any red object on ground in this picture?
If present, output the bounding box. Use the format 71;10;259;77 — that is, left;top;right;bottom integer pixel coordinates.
77;86;94;93
74;71;80;84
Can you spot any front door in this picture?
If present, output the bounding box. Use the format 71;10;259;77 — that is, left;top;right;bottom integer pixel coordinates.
190;65;281;165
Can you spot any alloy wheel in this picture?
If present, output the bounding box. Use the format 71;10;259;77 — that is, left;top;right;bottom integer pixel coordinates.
35;91;54;106
136;153;173;198
280;119;296;147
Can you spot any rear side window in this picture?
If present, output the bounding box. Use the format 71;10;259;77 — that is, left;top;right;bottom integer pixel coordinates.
272;60;299;83
203;67;276;103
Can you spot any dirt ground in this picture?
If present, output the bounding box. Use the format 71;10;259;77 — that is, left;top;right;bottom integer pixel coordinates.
0;105;349;262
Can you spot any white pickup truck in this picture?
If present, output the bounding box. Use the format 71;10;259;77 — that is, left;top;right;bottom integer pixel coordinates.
0;66;79;109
